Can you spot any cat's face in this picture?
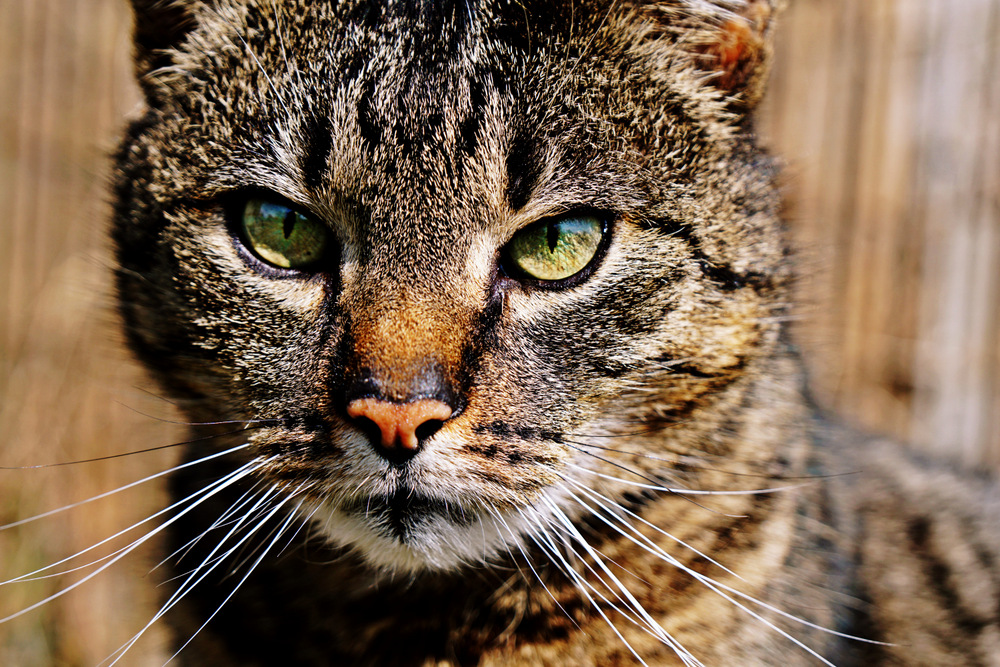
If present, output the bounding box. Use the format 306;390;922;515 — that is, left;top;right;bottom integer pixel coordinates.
114;0;785;573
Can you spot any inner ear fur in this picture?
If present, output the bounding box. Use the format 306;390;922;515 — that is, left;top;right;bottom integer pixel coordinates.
693;0;778;109
630;0;781;111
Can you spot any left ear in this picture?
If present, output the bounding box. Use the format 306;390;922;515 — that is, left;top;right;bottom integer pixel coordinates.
692;0;779;110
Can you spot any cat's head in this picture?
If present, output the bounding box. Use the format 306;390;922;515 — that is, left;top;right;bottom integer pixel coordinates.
114;0;786;574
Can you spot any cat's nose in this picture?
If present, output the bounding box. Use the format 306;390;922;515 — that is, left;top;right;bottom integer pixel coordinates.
346;398;453;463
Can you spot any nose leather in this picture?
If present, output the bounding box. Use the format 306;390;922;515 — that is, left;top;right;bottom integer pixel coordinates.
347;398;453;452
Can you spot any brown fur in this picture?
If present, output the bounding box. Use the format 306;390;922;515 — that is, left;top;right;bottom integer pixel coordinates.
98;1;1000;664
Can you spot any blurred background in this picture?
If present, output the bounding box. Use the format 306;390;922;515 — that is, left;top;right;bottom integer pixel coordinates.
1;0;998;663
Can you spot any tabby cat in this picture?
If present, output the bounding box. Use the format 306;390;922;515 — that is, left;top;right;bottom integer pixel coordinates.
11;0;1000;664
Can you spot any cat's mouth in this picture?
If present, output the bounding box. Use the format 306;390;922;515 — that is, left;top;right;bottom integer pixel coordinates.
340;486;478;541
306;479;523;572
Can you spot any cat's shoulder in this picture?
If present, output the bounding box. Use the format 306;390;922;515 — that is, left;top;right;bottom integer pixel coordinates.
821;425;1000;665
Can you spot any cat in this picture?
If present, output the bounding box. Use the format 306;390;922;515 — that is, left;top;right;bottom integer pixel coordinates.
7;0;1000;664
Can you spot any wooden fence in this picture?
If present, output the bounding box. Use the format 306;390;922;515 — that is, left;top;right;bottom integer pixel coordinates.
763;0;1000;468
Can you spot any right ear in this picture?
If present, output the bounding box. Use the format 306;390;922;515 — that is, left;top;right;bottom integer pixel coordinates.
129;0;201;102
690;0;779;111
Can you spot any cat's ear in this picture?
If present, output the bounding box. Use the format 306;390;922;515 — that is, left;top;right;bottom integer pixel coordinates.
632;0;780;112
128;0;202;101
691;0;778;109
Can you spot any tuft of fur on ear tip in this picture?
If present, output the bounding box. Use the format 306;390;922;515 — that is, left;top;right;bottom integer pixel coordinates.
691;0;780;109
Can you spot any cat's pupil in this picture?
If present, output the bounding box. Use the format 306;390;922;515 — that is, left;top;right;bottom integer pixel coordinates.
282;210;295;240
546;221;559;252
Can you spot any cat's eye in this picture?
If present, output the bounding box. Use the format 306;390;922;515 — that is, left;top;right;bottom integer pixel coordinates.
240;198;330;270
502;214;605;283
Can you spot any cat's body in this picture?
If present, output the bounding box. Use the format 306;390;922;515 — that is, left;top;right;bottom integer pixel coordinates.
96;0;1000;664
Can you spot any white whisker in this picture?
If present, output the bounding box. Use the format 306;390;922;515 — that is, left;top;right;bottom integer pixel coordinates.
156;484;281;586
560;479;839;665
163;494;307;666
1;454;263;586
0;456;268;625
107;483;304;665
275;493;320;558
517;505;662;667
538;496;704;666
562;476;743;580
566;461;812;496
157;478;270;571
0;443;251;532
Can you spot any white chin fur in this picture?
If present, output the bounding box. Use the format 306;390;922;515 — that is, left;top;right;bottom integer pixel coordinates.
301;501;521;574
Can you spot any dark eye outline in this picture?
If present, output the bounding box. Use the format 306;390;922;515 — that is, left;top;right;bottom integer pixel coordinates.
224;190;336;278
498;211;613;290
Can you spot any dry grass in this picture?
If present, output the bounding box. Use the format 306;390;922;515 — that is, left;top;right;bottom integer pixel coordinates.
1;0;997;663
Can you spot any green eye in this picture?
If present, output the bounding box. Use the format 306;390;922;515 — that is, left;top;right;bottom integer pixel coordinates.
504;215;605;282
240;198;329;269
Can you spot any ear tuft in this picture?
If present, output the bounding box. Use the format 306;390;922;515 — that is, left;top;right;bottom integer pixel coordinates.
695;0;777;108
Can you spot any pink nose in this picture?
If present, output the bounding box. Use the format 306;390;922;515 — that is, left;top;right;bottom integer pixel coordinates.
347;398;453;453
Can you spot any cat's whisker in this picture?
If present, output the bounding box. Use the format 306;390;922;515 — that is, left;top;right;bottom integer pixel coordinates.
209;490;300;581
524;504;681;655
552;0;620;103
716;579;894;647
566;479;879;657
516;509;654;666
5;468;268;587
223;487;313;578
35;1;989;662
0;425;261;469
157;478;272;570
106;484;304;666
551;488;762;666
538;496;706;665
562;439;745;517
523;501;701;666
157;484;280;584
0;447;260;585
483;506;536;591
566;461;812;497
567;436;853;480
270;1;306;112
561;476;743;580
203;5;293;123
0;457;269;625
114;401;281;429
560;482;834;665
123;483;297;656
563;423;686;439
568;420;844;492
563;439;684;486
0;442;251;532
487;504;591;637
277;493;322;557
566;428;836;488
525;510;658;643
163;494;307;666
560;478;844;665
566;479;883;648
